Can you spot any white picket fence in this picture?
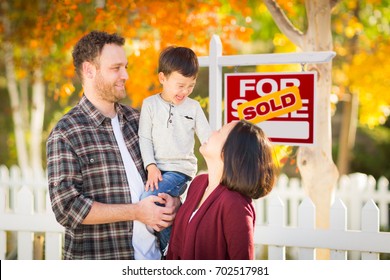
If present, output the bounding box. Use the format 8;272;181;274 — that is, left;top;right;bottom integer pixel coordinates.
253;173;390;260
0;164;389;260
254;196;390;260
0;165;64;260
256;172;390;230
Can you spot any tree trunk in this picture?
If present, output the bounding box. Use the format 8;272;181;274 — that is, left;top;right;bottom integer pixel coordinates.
337;93;358;175
264;0;340;259
336;2;360;176
1;1;30;175
297;0;339;259
2;1;47;177
30;68;45;176
20;78;29;129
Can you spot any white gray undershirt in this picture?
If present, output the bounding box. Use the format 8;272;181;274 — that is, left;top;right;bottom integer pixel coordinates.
111;115;161;260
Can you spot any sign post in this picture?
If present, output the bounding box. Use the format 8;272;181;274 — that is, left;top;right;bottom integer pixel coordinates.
225;72;317;145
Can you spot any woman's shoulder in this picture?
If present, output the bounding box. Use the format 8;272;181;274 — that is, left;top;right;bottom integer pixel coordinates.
219;185;253;205
220;189;255;220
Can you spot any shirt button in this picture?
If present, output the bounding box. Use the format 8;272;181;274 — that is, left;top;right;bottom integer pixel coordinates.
89;158;95;163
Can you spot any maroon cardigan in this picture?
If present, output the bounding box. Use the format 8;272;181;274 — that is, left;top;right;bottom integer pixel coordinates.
166;174;256;260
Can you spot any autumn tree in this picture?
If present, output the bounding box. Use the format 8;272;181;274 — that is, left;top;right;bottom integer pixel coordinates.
0;0;252;175
263;0;340;259
262;0;390;258
1;0;50;177
332;0;390;175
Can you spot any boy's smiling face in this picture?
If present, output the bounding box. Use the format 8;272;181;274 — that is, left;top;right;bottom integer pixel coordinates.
159;71;197;105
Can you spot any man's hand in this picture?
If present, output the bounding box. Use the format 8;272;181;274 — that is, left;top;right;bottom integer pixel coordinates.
158;193;181;213
135;195;175;231
145;164;162;192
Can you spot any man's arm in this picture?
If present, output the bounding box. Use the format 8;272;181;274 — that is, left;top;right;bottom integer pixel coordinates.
82;195;176;231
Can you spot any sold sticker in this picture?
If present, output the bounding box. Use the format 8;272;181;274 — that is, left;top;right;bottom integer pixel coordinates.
237;86;302;123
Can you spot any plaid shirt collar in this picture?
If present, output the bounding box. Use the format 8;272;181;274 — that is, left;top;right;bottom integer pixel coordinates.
79;95;130;127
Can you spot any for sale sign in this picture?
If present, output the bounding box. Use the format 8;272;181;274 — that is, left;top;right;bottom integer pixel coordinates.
225;72;317;145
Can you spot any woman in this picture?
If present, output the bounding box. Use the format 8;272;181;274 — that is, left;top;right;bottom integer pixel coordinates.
166;120;277;260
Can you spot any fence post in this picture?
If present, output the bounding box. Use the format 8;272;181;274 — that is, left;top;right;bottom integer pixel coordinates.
361;200;380;260
31;166;46;213
289;178;301;227
377;176;389;229
208;35;223;130
267;195;286;259
0;165;10;198
9;165;22;210
297;197;316;259
349;173;368;230
0;185;6;259
16;186;34;260
44;192;63;260
330;199;347;259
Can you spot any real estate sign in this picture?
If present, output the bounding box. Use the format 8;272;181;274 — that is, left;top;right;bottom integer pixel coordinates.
225;72;317;145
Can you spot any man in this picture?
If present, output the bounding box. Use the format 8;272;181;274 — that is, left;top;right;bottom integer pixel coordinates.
46;30;179;260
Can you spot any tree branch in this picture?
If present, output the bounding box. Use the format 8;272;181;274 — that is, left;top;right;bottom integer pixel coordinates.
330;0;341;10
263;0;305;48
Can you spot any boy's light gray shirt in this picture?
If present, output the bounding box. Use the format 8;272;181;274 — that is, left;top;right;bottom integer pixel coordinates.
139;94;212;178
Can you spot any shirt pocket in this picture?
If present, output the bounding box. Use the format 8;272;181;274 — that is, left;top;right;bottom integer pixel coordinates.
78;151;107;196
79;151;103;169
178;113;195;131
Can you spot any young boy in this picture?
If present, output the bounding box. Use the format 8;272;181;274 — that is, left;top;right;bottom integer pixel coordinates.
139;46;211;255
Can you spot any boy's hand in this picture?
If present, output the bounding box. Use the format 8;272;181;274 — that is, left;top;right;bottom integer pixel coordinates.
145;164;162;192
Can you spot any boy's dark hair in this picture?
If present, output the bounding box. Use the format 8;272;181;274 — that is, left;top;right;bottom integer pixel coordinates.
221;120;277;199
72;30;125;82
158;46;199;78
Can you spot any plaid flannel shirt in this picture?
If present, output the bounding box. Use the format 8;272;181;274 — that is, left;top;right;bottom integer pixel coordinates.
47;95;146;259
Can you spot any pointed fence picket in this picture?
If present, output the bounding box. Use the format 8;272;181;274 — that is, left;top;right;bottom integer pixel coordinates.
0;165;64;260
258;173;390;230
0;186;64;260
254;195;390;260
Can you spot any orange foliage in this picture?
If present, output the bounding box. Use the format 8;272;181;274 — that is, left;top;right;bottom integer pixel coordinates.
347;42;390;127
56;0;252;106
332;0;390;127
1;0;253;107
126;47;161;107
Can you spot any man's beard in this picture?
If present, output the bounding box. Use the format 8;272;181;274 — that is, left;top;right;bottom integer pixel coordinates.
94;71;126;103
